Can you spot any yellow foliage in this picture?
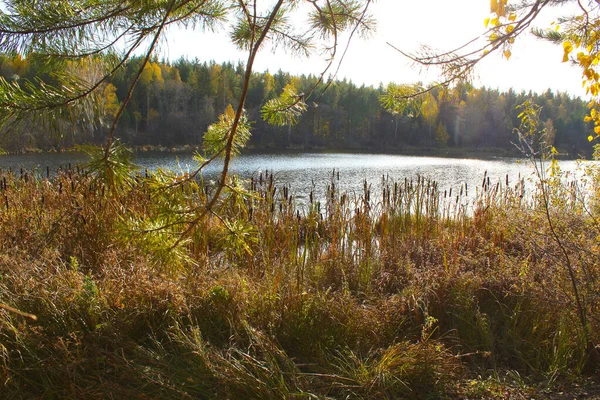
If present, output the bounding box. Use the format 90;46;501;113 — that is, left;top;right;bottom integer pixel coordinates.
563;41;573;63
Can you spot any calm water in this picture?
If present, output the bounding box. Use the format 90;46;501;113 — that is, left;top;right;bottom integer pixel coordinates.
0;151;589;202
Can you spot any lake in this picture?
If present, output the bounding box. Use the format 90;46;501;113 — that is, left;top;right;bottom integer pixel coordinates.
0;151;590;204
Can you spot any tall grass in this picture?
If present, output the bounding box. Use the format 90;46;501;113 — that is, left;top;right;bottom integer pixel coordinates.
0;163;598;398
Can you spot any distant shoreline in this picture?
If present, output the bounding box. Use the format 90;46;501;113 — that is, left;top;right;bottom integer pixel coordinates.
0;143;586;161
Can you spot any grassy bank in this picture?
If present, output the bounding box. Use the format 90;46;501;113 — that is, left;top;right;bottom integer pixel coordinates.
0;162;599;399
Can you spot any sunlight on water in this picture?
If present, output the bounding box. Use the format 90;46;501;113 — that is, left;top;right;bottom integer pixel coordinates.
1;152;592;205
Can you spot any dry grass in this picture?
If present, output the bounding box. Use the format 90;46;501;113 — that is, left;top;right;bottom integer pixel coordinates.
0;165;598;398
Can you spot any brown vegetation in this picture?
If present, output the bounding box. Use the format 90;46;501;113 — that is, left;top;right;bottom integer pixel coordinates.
0;162;598;398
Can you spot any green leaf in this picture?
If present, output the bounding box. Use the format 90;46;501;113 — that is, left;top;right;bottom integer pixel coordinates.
261;85;307;126
79;140;138;193
203;104;252;157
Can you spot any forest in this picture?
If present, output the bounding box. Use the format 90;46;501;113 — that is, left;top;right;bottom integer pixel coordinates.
2;0;600;398
0;53;594;156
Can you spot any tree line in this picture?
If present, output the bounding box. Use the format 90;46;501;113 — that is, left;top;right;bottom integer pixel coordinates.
0;53;593;156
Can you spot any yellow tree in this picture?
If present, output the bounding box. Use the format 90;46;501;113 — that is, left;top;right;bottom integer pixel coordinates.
139;62;164;128
421;92;439;143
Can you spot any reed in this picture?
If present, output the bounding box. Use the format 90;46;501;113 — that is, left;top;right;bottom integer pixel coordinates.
0;163;598;398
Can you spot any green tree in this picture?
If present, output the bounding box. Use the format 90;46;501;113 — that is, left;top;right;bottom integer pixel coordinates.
0;0;375;252
434;121;450;146
380;83;425;144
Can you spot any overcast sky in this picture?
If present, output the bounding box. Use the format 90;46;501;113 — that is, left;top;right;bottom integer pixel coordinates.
159;0;584;96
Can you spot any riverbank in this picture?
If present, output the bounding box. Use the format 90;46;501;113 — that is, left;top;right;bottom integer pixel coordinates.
0;142;584;160
0;164;598;398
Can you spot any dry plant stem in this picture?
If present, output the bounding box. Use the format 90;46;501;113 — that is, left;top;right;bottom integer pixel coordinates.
0;303;37;321
533;157;595;352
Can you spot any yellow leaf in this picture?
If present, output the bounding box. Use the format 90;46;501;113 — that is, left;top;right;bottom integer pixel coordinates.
594;126;600;134
491;17;500;27
490;0;498;13
484;18;490;28
504;50;512;59
563;41;574;63
563;41;573;53
508;13;517;21
555;25;560;32
506;25;514;34
490;33;499;42
589;135;595;142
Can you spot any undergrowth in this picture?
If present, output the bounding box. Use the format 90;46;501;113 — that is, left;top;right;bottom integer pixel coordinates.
0;163;598;399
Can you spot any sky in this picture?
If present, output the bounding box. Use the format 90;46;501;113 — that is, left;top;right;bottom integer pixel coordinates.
159;0;585;96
